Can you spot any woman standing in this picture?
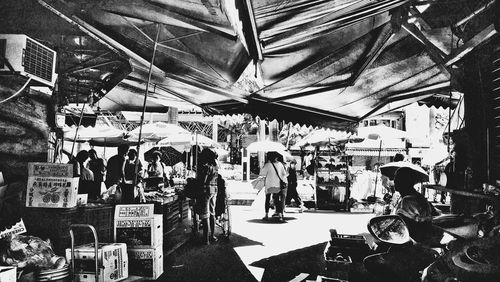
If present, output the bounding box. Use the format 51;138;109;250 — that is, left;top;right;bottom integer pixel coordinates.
260;152;288;222
195;148;219;245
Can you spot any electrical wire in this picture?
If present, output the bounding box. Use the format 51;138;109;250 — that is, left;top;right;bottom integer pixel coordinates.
0;77;32;105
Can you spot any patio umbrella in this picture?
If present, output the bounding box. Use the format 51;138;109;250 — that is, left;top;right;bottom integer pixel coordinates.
295;129;355;147
247;141;287;152
246;141;293;160
129;122;191;141
380;161;429;182
157;133;221;152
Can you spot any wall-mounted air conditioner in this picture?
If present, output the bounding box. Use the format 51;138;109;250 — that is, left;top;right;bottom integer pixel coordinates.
0;34;57;87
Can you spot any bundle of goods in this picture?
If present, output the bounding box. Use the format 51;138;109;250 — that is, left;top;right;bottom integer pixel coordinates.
114;204;164;279
0;234;68;280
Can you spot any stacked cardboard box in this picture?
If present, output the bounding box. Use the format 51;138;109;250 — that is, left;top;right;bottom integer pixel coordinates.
114;204;164;279
25;162;78;208
65;243;128;282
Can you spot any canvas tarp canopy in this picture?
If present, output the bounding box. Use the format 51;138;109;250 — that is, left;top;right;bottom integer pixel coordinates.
6;0;494;128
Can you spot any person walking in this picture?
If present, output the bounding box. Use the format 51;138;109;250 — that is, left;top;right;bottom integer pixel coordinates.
105;144;129;188
88;149;106;200
195;148;219;245
286;159;305;212
260;152;288;222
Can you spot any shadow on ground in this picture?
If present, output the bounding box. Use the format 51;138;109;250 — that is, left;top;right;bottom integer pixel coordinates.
250;242;328;282
246;216;298;224
161;233;261;282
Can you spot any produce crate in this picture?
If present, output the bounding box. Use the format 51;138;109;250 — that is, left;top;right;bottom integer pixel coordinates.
328;230;373;261
324;241;352;281
22;204;114;255
151;196;188;234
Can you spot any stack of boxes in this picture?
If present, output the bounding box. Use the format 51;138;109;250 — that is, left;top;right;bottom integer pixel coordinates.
114;204;164;279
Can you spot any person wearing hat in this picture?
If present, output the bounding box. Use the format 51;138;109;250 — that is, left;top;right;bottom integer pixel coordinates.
286;159;305;212
147;151;170;181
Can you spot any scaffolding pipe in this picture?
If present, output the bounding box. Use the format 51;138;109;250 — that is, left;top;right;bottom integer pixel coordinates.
134;24;161;187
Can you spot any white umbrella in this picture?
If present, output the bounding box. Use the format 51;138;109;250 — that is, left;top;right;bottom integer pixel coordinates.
63;125;125;141
357;125;408;140
247;141;287;152
246;141;293;161
380;161;429;182
129;122;190;141
157;133;221;152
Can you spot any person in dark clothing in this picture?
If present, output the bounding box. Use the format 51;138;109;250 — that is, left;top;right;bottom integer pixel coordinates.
88;149;106;199
76;150;95;198
105;144;129;188
285;160;305;212
122;149;143;203
195;148;219;245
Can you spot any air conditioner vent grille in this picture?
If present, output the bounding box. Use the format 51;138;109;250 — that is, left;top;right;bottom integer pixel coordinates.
24;38;54;82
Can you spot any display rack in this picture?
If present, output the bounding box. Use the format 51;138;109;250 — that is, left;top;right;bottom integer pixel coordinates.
315;155;351;211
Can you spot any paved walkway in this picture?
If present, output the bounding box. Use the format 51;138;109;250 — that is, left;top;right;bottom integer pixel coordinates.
162;203;374;282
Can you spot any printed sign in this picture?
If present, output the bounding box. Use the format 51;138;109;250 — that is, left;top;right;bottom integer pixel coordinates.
115;204;154;218
114;215;162;248
26;177;79;208
28;162;73;177
0;219;27;239
128;246;163;279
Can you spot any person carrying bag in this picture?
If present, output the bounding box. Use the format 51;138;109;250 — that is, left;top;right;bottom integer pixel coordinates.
259;152;288;222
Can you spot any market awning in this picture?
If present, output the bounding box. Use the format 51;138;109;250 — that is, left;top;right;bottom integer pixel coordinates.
7;0;496;127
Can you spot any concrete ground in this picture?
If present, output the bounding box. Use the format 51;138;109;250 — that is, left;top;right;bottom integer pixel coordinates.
162;200;375;282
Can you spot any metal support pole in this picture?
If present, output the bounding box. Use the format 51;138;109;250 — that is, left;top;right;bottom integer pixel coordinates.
373;139;383;198
134;24;161;187
70;103;86;158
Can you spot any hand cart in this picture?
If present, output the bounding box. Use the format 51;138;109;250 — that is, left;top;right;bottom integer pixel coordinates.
69;224;99;282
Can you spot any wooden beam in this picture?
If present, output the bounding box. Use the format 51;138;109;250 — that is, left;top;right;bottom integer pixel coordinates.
402;23;450;75
454;0;497;27
446;24;498;66
244;0;263;60
408;7;431;30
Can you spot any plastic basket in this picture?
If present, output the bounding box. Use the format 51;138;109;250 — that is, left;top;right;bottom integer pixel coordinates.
22;204;114;255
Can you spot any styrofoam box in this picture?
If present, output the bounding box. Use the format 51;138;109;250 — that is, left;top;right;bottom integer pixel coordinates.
66;243;128;282
114;204;163;248
26;177;79;208
128;245;163;279
0;266;16;282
